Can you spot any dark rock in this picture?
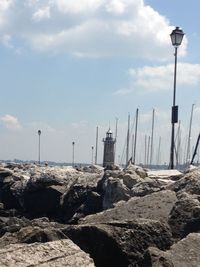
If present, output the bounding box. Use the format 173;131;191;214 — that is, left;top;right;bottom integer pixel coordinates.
142;233;200;267
63;219;172;267
168;192;200;238
23;185;63;218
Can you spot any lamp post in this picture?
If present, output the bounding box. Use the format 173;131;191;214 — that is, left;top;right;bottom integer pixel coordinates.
169;26;184;169
38;130;41;164
91;146;94;165
72;141;75;167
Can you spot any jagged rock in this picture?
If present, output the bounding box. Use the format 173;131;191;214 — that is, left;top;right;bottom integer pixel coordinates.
168;167;200;195
61;183;102;223
23;185;64;218
80;190;177;225
122;173;142;189
142;233;200;267
0;239;95;267
131;178;165;197
63;219;172;267
124;164;147;178
102;177;131;209
168;192;200;238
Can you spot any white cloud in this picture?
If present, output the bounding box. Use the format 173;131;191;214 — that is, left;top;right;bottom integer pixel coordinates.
1;114;22;131
0;0;187;58
115;63;200;95
32;6;51;21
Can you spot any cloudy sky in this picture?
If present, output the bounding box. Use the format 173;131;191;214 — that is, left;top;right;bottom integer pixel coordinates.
0;0;199;165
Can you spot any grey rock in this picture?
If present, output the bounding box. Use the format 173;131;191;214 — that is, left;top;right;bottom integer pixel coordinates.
63;219;172;267
142;233;200;267
168;192;200;238
0;239;95;267
80;190;177;225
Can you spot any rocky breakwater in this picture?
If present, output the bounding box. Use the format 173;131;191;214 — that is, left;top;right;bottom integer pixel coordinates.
0;162;199;266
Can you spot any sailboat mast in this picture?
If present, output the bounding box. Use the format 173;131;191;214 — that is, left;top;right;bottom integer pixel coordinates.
150;109;155;167
186;104;195;164
133;108;139;164
95;126;98;165
126;113;130;165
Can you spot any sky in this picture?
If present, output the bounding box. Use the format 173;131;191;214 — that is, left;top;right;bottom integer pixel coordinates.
0;0;200;165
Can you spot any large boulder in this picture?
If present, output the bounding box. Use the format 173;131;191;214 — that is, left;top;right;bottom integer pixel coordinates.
142;233;200;267
131;178;165;197
168;167;200;195
63;219;172;267
0;239;95;267
80;190;177;225
168;192;200;238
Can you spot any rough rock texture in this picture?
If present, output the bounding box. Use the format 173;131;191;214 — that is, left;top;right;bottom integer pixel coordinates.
0;239;95;267
168;192;200;238
131;178;165;197
63;220;172;267
80;190;177;225
168;167;200;195
142;233;200;267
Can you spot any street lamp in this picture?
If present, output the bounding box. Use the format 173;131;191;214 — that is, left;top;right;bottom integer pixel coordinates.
72;141;75;167
169;26;184;169
38;130;41;164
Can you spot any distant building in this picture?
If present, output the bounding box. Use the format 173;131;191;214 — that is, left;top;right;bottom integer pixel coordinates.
103;128;116;167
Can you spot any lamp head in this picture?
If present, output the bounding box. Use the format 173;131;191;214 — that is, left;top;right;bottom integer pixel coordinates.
170;26;184;47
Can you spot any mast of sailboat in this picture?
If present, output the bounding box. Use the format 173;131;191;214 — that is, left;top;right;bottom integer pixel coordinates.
150;108;155;167
147;135;151;167
126;113;130;165
133;108;139;165
186;104;195;164
114;117;118;163
190;132;200;165
156;136;161;166
95;126;98;165
144;135;147;166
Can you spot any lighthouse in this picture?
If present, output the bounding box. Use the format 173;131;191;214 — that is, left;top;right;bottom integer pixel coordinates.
103;129;116;167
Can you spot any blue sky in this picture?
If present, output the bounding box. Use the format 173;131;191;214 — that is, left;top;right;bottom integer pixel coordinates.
0;0;199;165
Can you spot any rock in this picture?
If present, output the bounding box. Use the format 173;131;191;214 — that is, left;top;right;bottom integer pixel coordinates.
63;219;172;267
124;163;147;178
168;192;200;238
131;178;165;197
80;190;177;225
168;167;200;195
0;239;95;267
122;173;141;189
23;185;63;218
142;233;200;267
102;177;130;209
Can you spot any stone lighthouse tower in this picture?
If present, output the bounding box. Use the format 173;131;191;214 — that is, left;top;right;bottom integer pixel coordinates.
103;128;116;167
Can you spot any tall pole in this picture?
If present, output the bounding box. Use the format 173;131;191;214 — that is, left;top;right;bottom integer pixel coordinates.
91;146;94;165
72;141;75;167
170;46;178;169
114;117;118;163
144;135;147;166
38;130;41;164
186;104;195;164
133;108;139;165
150;108;155;166
95;126;98;165
126;113;130;165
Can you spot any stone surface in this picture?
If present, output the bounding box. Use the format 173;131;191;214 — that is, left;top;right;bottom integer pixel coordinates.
168;192;200;238
80;190;177;225
63;219;172;267
168;167;200;195
142;233;200;267
0;239;95;267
